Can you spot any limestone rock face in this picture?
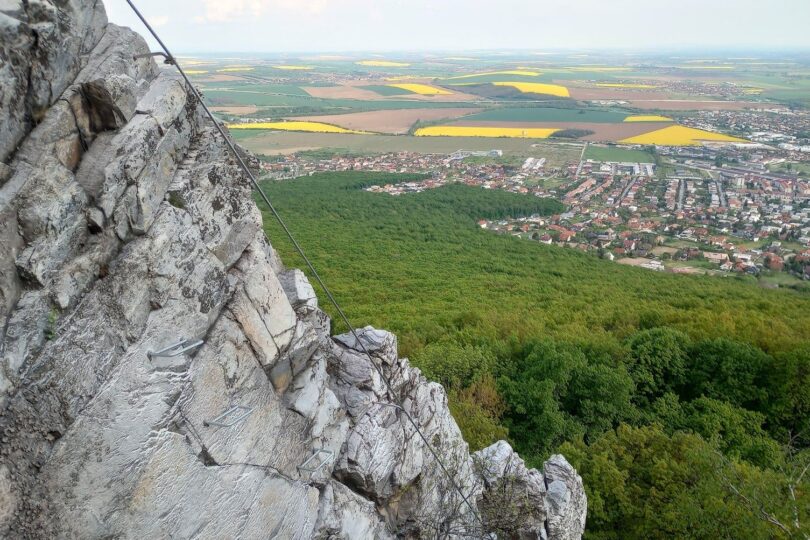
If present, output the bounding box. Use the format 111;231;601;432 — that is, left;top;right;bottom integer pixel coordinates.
543;454;589;540
474;441;587;540
0;1;586;538
0;0;108;164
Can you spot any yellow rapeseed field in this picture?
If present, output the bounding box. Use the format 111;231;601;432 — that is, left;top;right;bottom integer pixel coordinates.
624;115;674;122
620;126;747;146
184;70;208;75
227;122;366;134
272;65;313;70
388;83;452;95
493;82;570;98
447;70;541;80
356;60;411;67
414;126;559;138
595;83;659;89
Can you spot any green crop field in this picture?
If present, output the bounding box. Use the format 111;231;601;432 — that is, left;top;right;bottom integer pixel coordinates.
459;107;631;123
205;90;322;107
763;88;810;104
198;83;312;96
584;145;655;163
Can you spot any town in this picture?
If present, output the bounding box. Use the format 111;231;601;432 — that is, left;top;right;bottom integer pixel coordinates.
257;138;810;288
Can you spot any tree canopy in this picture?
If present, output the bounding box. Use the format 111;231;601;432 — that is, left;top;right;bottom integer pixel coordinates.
258;172;810;538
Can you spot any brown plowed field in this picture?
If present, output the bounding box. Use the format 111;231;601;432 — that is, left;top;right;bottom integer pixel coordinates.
303;83;480;102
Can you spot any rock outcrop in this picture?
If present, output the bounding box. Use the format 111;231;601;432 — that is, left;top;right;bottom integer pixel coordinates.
0;1;587;538
475;441;587;540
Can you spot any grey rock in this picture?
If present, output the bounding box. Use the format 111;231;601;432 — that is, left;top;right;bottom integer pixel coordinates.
0;17;169;330
334;325;398;366
473;442;587;540
0;0;587;538
0;0;107;163
0;291;51;390
0;201;23;333
280;268;318;310
475;440;549;539
331;328;483;536
0;464;14;526
127;125;186;234
86;205;106;231
0;162;11;186
315;480;393;540
543;454;587;540
269;310;329;393
226;241;297;370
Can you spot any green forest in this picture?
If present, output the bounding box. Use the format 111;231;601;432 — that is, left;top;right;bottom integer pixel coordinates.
257;172;810;539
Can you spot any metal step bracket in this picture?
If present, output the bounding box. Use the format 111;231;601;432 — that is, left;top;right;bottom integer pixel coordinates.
297;449;334;477
203;405;253;428
148;339;204;360
133;51;175;64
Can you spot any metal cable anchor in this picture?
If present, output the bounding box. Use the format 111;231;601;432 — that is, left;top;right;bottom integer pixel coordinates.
133;51;175;64
203;405;253;428
297;449;334;477
147;339;204;359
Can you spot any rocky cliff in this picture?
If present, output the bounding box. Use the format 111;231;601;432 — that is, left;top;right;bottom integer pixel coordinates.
0;1;587;538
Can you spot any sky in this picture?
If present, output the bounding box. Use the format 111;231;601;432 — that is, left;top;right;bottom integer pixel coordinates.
106;0;810;54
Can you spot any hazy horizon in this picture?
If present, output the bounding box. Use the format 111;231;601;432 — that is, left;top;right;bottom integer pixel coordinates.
106;0;810;54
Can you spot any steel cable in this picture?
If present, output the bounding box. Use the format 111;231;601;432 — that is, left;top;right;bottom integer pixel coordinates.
123;0;485;530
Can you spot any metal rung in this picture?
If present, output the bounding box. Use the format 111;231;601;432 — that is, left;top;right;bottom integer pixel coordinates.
148;339;204;359
133;51;175;64
298;449;334;475
203;406;253;428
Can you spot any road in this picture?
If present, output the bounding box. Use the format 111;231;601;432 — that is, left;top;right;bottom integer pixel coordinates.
575;142;589;178
713;178;727;207
617;177;637;206
686;161;793;183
